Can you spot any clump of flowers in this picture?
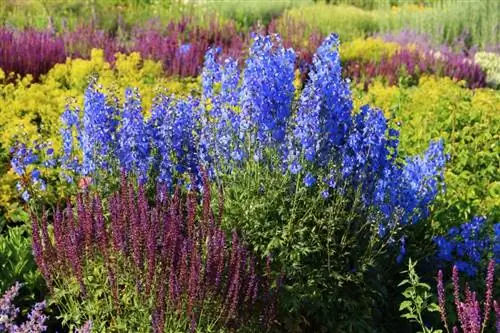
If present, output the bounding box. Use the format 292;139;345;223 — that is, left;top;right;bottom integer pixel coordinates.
434;216;500;277
436;260;499;333
14;33;447;252
0;282;47;333
344;47;487;89
30;172;278;331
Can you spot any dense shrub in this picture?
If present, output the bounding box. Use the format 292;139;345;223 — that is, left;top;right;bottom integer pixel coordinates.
354;76;499;227
12;34;446;332
0;18;317;81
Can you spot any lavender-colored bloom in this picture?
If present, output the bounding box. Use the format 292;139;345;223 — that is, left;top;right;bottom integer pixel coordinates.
0;282;21;331
15;301;47;333
0;283;47;333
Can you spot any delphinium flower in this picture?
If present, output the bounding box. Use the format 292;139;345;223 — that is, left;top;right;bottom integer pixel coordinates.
10;142;39;201
118;88;150;183
341;105;391;203
389;140;446;225
434;216;500;277
60;105;81;182
291;33;352;168
201;48;222;100
240;34;296;159
201;53;244;171
147;94;175;187
170;98;200;176
80;82;119;176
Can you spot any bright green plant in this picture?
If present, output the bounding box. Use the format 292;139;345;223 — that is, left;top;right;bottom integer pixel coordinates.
399;259;442;333
0;225;45;312
340;37;401;63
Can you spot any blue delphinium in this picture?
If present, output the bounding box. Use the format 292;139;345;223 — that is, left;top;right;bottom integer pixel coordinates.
291;33;352;167
434;216;500;276
201;56;243;170
240;34;295;158
80;83;119;176
171;98;199;176
148;94;175;187
118;88;150;182
60;106;81;181
201;48;222;100
341;105;391;204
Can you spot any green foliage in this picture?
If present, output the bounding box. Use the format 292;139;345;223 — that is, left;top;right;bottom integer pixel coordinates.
282;0;499;48
0;0;309;32
354;76;500;230
281;4;380;42
475;52;500;88
51;258;153;332
219;158;400;332
0;225;45;311
398;259;442;333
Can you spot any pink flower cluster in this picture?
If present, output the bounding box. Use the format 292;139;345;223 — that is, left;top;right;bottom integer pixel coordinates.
437;260;499;333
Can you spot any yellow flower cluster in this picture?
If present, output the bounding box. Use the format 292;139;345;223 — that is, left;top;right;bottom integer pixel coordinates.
340;37;401;63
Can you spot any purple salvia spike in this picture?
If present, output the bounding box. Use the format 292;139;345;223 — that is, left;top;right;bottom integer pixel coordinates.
187;249;201;317
483;259;495;330
53;206;66;266
129;181;143;270
215;229;226;290
453;265;464;328
437;270;449;332
145;207;159;298
64;201;86;296
493;300;500;333
77;192;92;254
40;210;56;273
31;213;51;288
187;185;196;239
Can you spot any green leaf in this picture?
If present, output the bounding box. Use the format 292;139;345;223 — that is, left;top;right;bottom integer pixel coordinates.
399;301;412;311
